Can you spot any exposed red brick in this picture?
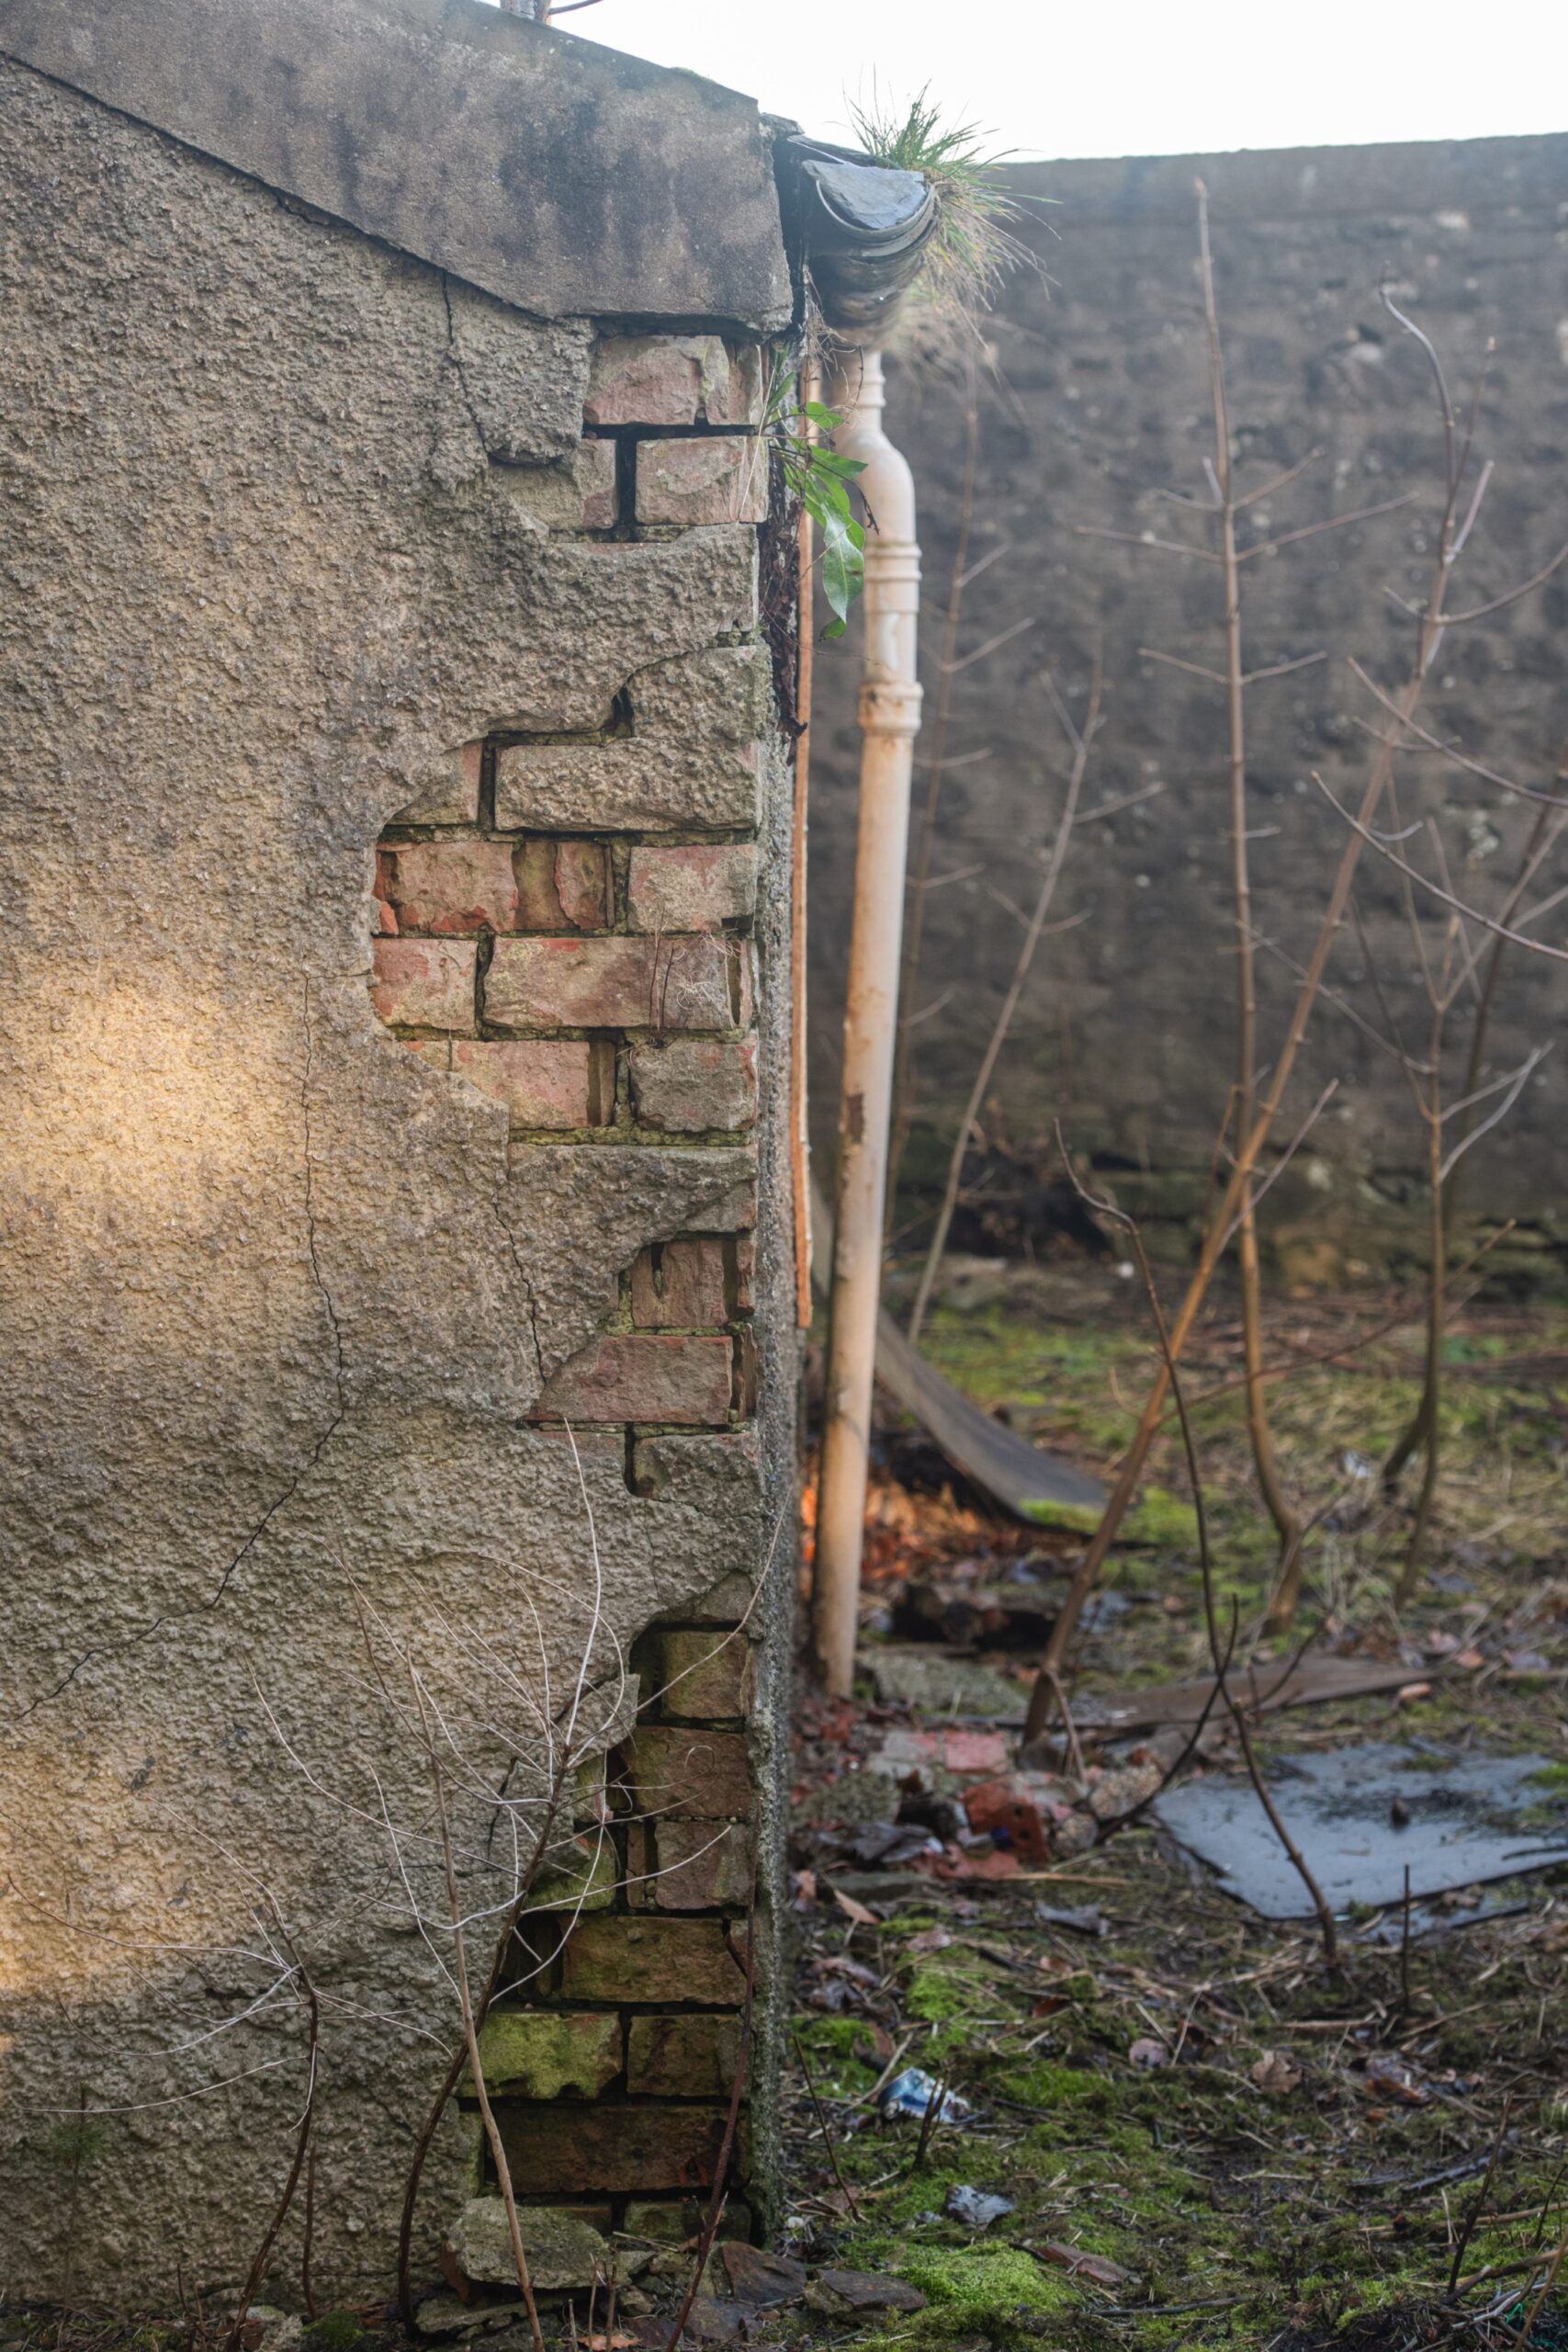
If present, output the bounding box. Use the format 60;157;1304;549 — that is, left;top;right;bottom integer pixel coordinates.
372;898;399;935
626;2014;740;2099
584;337;701;427
733;1234;755;1313
515;839;610;933
630;1037;757;1133
371;938;477;1032
651;1821;753;1911
557;1915;745;2004
486;934;734;1033
626;845;756;933
620;1725;750;1820
536;1334;732;1424
494;2099;735;2196
637;438;768;527
555;842;610;931
447;1038;609;1130
378;840;520;934
651;1633;754;1723
630;1239;728;1330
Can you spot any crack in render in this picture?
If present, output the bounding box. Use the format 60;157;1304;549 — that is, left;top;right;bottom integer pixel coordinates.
17;984;351;1721
440;274;491;463
301;977;348;1417
493;1142;547;1388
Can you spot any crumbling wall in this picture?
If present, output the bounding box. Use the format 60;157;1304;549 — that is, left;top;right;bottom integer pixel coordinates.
810;135;1568;1285
0;46;796;2308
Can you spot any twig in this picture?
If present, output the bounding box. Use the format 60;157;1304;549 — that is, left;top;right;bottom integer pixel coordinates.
913;2074;947;2171
221;1904;320;2352
793;2033;863;2220
1446;2092;1513;2296
908;661;1099;1341
1056;1141;1340;1970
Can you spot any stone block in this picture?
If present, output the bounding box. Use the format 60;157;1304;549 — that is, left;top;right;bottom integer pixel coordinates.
388;741;483;827
556;1915;746;2005
630;1239;729;1329
621;1726;751;1821
494;647;768;833
447;2196;610;2290
370;938;477;1032
496;2101;734;2197
630;1037;757;1133
637;437;768;526
444;1038;611;1130
651;1632;754;1722
515;839;610;933
377;840;520;935
584;337;764;429
651;1820;753;1910
486;935;736;1033
626;846;757;933
536;1335;733;1425
473;2010;622;2100
626;2014;740;2099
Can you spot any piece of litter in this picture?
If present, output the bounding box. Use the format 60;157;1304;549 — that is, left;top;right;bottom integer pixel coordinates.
1032;2242;1129;2288
945;2185;1015;2229
1129;2036;1170;2069
1036;1903;1107;1937
880;2068;971;2124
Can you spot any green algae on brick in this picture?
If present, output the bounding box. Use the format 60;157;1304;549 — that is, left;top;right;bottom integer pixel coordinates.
471;2009;621;2099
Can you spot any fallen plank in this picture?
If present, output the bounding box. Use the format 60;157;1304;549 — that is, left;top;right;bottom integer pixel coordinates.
1074;1652;1449;1732
810;1182;1106;1524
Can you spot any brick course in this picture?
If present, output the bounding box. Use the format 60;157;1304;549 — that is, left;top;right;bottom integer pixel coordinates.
637;437;768;526
378;839;519;934
630;1037;757;1133
630;1239;729;1329
557;1916;746;2005
370;937;477;1031
626;844;757;933
537;1333;733;1425
486;934;736;1033
412;1038;610;1129
620;1725;751;1819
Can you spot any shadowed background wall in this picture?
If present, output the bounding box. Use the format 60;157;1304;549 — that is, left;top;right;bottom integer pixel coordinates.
809;136;1568;1288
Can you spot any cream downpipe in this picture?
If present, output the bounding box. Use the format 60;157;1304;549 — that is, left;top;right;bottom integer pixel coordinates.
812;350;922;1696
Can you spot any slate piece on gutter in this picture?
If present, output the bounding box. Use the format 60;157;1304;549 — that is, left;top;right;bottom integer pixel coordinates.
0;0;792;329
1155;1742;1568;1919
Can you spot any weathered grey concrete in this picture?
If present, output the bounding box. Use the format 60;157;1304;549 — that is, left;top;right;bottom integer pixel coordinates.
810;134;1568;1285
0;0;793;332
0;52;792;2303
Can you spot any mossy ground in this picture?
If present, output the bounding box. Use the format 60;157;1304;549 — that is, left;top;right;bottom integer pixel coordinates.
787;1263;1568;2351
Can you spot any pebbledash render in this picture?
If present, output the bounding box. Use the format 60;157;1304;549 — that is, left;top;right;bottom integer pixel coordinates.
0;0;812;2307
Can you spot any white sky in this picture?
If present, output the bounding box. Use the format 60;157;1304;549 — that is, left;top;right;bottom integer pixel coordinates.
542;0;1564;161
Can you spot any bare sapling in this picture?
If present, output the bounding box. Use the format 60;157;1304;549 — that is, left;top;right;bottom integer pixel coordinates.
1023;288;1568;1734
1340;725;1568;1599
1098;184;1414;1621
907;662;1101;1342
1059;1147;1340;1968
